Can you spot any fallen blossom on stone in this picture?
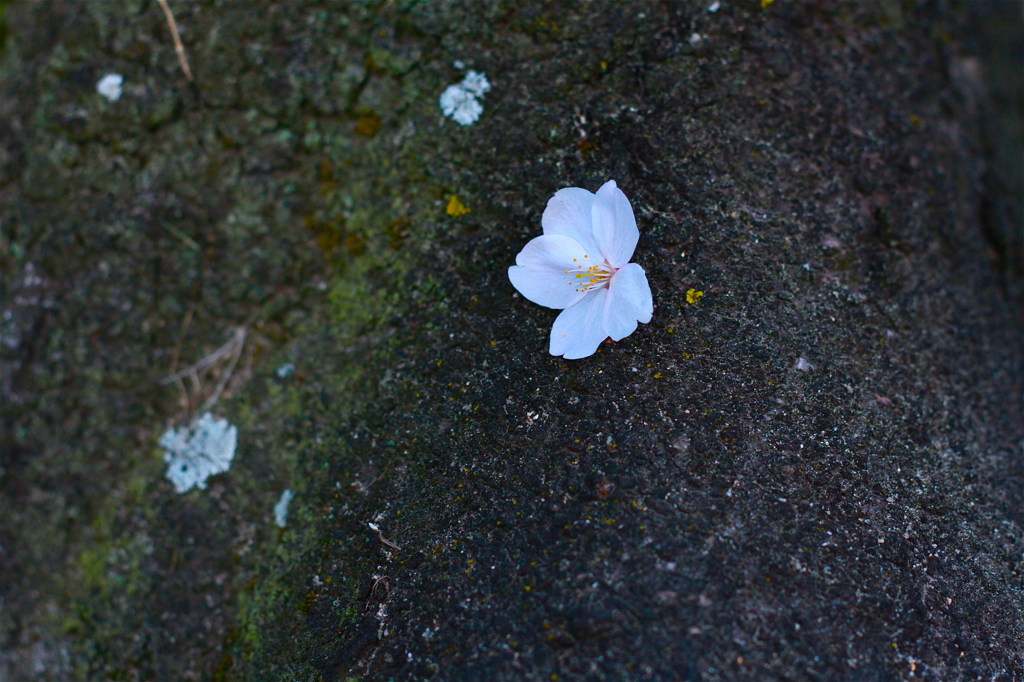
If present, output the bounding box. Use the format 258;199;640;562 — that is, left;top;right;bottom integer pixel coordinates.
508;180;653;359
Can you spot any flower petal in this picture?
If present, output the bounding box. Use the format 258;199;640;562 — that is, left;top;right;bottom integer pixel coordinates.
604;263;653;340
591;180;639;268
508;234;591;310
541;187;601;257
549;288;609;359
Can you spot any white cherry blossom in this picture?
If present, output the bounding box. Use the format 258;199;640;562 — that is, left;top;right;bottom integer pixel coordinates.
508;180;653;359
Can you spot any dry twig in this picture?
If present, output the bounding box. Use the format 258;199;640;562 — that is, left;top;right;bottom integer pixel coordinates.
156;0;194;81
167;304;196;409
162;327;245;384
368;522;401;551
161;327;247;414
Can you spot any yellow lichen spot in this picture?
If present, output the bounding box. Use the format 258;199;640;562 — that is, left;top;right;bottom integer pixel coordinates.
761;0;774;7
490;340;497;347
667;326;675;333
686;288;704;304
654;372;663;378
524;585;531;592
446;194;471;217
600;61;607;70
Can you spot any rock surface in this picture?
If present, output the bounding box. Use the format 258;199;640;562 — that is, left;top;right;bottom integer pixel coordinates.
1;1;1021;680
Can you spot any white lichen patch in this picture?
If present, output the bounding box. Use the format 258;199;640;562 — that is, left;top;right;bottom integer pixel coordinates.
439;70;491;126
274;489;294;528
96;73;124;102
160;413;237;493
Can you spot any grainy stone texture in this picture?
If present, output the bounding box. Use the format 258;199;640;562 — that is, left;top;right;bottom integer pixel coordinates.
0;1;1021;681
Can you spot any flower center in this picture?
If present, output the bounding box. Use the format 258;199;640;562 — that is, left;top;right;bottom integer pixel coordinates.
565;255;615;293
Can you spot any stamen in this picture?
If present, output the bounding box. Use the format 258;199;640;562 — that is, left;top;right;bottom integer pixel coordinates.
567;258;615;293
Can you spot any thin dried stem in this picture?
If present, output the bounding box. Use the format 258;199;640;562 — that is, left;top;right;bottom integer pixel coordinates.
200;328;247;412
156;0;194;81
161;329;244;385
168;303;196;377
